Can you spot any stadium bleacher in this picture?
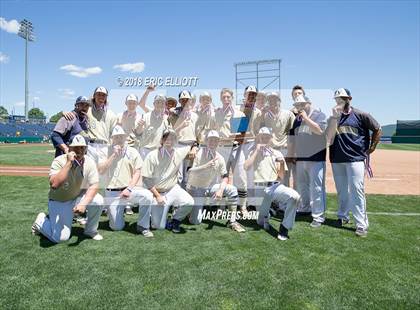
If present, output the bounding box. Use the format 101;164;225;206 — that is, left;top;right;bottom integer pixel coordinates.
0;122;54;137
0;122;55;142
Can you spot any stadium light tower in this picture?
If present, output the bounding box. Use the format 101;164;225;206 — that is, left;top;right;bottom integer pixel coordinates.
18;19;35;121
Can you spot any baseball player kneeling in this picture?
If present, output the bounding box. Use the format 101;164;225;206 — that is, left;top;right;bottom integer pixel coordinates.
187;130;245;232
244;127;301;241
141;129;194;233
32;135;104;243
98;125;154;237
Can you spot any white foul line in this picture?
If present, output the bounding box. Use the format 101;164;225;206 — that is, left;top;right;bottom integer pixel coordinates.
325;211;420;216
0;170;48;174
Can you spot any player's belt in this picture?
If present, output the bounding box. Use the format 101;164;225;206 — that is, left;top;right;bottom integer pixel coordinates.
89;139;108;144
178;141;195;146
220;143;235;147
254;181;278;187
106;187;127;191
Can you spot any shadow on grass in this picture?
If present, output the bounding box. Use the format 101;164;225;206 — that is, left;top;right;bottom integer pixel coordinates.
67;227;91;247
38;226;90;248
201;219;227;230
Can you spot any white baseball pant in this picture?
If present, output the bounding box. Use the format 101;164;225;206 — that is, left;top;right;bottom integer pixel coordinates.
188;184;239;224
105;188;154;231
332;161;369;230
151;184;194;229
296;161;326;222
34;193;104;243
219;145;248;208
257;183;301;230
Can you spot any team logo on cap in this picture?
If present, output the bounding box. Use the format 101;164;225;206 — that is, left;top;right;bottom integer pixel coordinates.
206;130;220;139
179;90;192;99
69;134;87;147
334;88;351;98
94;86;108;95
245;85;258;93
111;125;126;137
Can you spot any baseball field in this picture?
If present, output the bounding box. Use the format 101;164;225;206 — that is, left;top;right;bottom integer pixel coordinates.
0;143;419;309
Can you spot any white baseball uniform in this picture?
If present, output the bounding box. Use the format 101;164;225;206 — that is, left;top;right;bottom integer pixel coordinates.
101;145;154;231
187;147;239;224
261;108;295;187
245;146;300;231
33;154;103;243
290;108;327;222
137;110;171;160
142;146;194;229
85;105;118;164
215;105;249;207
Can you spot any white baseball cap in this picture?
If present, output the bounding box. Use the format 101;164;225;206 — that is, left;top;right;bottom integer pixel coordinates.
206;130;220;139
258;127;272;136
266;91;280;99
245;85;258;94
334;88;352;98
179;90;192;100
111;125;127;137
154;94;167;102
94;86;108;95
69;134;87;147
200;91;212;100
294;95;311;104
126;94;138;103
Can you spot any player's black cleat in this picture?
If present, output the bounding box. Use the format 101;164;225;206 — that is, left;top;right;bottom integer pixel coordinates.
171;219;181;233
336;218;350;227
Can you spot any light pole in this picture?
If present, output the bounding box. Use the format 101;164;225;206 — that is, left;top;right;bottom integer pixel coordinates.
18;19;35;121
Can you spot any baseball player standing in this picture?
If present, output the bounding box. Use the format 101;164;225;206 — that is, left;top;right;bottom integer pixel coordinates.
63;86;118;162
117;94;143;136
326;88;382;237
195;91;217;145
244;127;301;241
214;88;248;216
289;94;327;227
141;129;194;233
261;92;295;187
287;85;307;191
255;91;267;112
133;94;171;160
51;96;90;157
240;85;262;137
98;125;154;237
187;130;245;232
31;135;104;243
171;90;199;188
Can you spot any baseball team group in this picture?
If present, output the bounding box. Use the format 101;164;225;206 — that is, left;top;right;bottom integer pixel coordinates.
31;83;382;243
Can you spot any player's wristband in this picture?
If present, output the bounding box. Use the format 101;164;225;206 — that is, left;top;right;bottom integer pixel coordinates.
126;187;133;192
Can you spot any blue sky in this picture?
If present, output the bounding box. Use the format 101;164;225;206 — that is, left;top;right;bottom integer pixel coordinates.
1;0;419;125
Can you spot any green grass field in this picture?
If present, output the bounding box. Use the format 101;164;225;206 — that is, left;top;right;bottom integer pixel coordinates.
0;176;419;309
377;143;420;151
0;143;418;168
0;144;54;166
